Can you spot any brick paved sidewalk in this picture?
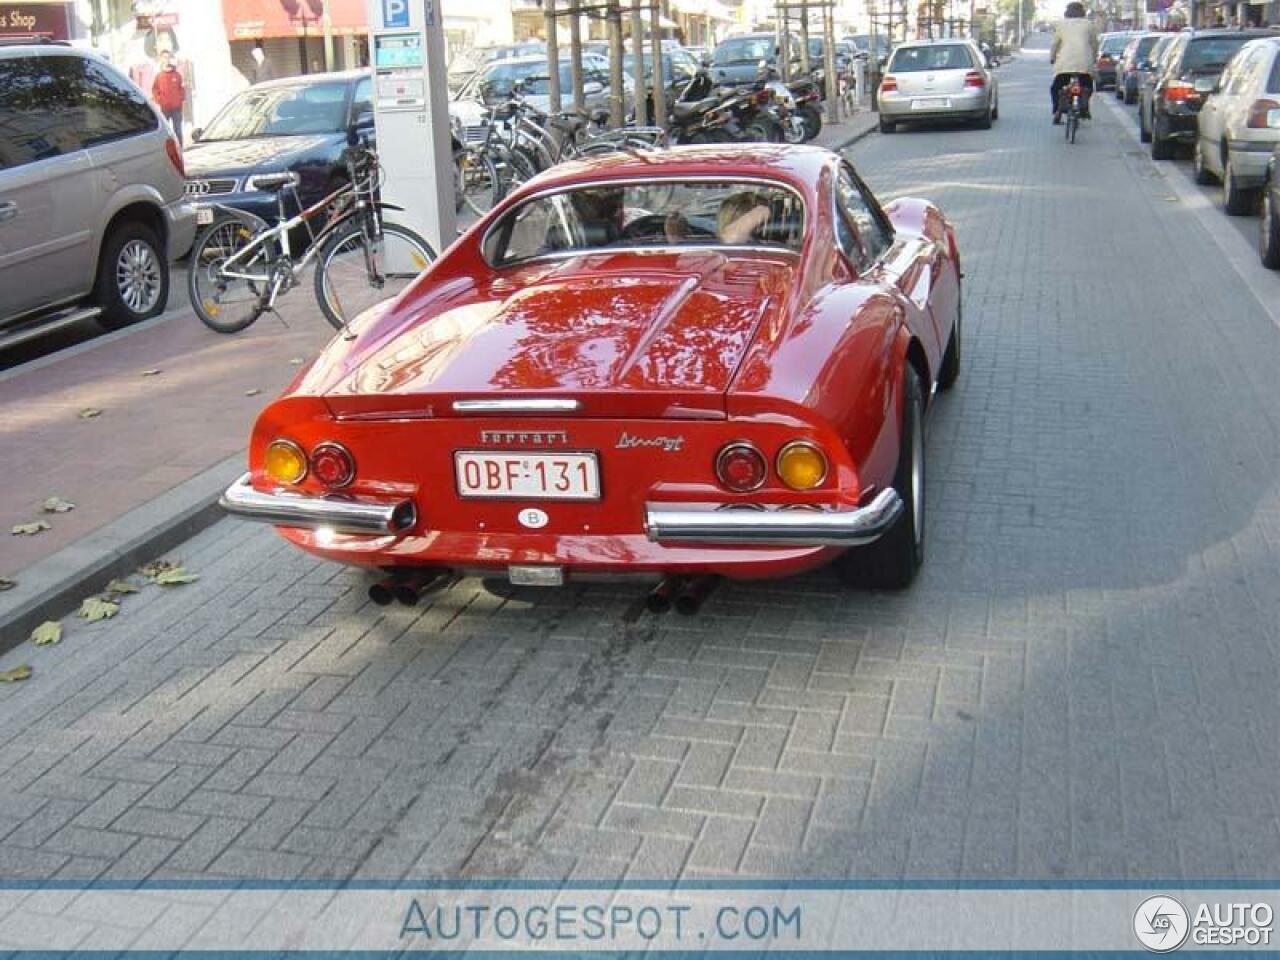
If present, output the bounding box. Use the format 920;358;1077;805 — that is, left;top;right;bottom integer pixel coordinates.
813;108;879;151
0;289;334;578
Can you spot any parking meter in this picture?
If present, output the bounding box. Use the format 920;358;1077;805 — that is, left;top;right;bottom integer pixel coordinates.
365;0;455;255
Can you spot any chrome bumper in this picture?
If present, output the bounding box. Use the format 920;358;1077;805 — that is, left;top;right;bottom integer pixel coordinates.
219;474;416;535
644;489;903;547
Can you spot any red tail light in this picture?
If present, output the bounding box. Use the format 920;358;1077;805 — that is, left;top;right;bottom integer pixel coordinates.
1164;81;1196;103
165;137;185;178
964;70;985;88
1247;98;1280;129
1069;82;1083;95
880;75;898;92
310;442;355;489
715;442;768;493
753;89;771;105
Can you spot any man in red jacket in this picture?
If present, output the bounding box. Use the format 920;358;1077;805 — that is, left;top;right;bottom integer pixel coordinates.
152;50;187;147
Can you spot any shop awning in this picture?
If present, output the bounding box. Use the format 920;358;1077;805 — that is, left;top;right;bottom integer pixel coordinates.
222;0;368;41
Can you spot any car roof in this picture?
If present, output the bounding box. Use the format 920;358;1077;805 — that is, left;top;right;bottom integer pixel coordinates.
893;37;976;47
251;68;368;89
1184;27;1280;38
508;144;833;200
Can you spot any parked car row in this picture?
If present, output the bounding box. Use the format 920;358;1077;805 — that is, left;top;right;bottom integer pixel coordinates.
1116;28;1280;269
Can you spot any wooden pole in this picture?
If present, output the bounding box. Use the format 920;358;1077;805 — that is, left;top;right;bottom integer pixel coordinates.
546;0;562;114
607;0;626;126
823;1;837;121
570;0;585;110
631;0;647;123
799;0;811;74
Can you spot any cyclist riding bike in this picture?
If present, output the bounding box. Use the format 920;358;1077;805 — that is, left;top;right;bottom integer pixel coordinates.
1050;1;1098;125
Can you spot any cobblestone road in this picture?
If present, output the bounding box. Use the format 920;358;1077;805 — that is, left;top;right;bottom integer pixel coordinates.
2;47;1280;886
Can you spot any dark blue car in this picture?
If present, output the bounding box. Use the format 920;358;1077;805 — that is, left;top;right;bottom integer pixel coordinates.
184;70;374;231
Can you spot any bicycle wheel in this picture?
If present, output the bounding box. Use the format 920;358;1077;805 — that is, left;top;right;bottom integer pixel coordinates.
314;220;436;331
458;150;502;218
187;217;269;334
1066;112;1078;143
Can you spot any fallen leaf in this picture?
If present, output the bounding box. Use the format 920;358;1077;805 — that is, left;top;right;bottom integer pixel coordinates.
42;496;76;514
0;577;14;591
78;407;103;419
79;596;119;621
0;666;32;684
11;521;50;536
244;388;262;397
29;622;61;646
153;567;199;586
140;369;162;377
105;579;141;595
139;560;176;579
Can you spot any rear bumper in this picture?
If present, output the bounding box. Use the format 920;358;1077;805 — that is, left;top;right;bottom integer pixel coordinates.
645;489;903;547
165;197;198;260
220;474;417;535
878;90;990;120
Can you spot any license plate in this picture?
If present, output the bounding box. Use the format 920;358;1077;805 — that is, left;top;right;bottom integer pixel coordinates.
911;98;951;110
509;565;564;587
454;451;600;500
196;206;214;225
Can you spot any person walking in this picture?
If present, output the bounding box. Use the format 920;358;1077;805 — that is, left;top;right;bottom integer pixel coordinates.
151;49;187;146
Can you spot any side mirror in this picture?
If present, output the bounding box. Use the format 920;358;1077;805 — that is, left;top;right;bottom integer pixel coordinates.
583;80;604;95
191;127;203;142
354;109;374;129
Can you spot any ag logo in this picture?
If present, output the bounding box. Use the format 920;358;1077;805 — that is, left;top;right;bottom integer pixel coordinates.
518;508;549;529
1134;896;1190;952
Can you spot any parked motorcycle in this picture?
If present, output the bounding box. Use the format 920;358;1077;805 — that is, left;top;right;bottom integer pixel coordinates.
787;77;824;141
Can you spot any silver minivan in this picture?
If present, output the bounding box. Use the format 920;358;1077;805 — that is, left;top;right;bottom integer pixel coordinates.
0;42;196;346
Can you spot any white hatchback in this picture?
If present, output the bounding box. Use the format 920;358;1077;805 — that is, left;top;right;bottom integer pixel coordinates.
876;39;999;133
1194;36;1280;216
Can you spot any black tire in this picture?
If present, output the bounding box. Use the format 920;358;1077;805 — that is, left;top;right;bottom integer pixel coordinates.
834;366;925;590
879;115;896;134
456;149;502;218
95;220;169;330
975;104;993;130
314;220;436;331
1192;139;1214;184
799;104;823;141
1261;187;1280;270
1123;85;1136;105
1139;105;1152;143
746;115;783;143
1150;118;1173;160
938;306;960;390
187;217;266;334
992;99;999;121
1223;156;1255;216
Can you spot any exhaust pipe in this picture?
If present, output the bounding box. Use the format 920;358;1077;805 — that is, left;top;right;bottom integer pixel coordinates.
674;576;720;616
646;577;682;614
392;569;451;607
368;578;397;607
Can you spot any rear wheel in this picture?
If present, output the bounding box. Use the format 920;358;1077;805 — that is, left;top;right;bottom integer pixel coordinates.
1261;187;1280;269
1223;156;1255;216
799;104;823;140
938;306;961;391
975;103;993;130
879;115;895;134
1139;104;1152;142
456;149;502;218
96;221;168;330
314;220;435;331
1150;118;1173;159
834;366;925;590
187;217;266;334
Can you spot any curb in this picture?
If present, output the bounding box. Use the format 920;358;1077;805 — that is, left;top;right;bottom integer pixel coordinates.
834;120;879;151
0;453;244;652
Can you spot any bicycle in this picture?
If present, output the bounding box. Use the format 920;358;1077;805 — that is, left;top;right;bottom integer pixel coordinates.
188;137;436;334
1059;74;1088;144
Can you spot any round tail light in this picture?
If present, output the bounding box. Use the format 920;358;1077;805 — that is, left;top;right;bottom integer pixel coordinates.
264;439;307;485
715;442;768;492
310;442;355;488
776;440;829;490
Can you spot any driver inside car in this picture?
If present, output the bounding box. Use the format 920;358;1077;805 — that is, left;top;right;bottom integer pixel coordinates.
717;191;772;244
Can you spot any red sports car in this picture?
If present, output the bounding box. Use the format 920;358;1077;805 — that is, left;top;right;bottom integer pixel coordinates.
222;145;962;608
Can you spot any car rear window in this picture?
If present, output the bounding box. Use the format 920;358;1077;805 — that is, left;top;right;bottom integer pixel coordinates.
1136;35;1160;58
1101;34;1130;56
1184;36;1257;72
889;44;976;72
714;37;774;64
483;181;805;266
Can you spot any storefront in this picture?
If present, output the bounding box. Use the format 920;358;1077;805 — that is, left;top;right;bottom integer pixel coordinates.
0;0;74;40
222;0;368;78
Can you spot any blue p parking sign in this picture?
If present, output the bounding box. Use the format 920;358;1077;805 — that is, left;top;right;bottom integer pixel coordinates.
382;0;409;27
